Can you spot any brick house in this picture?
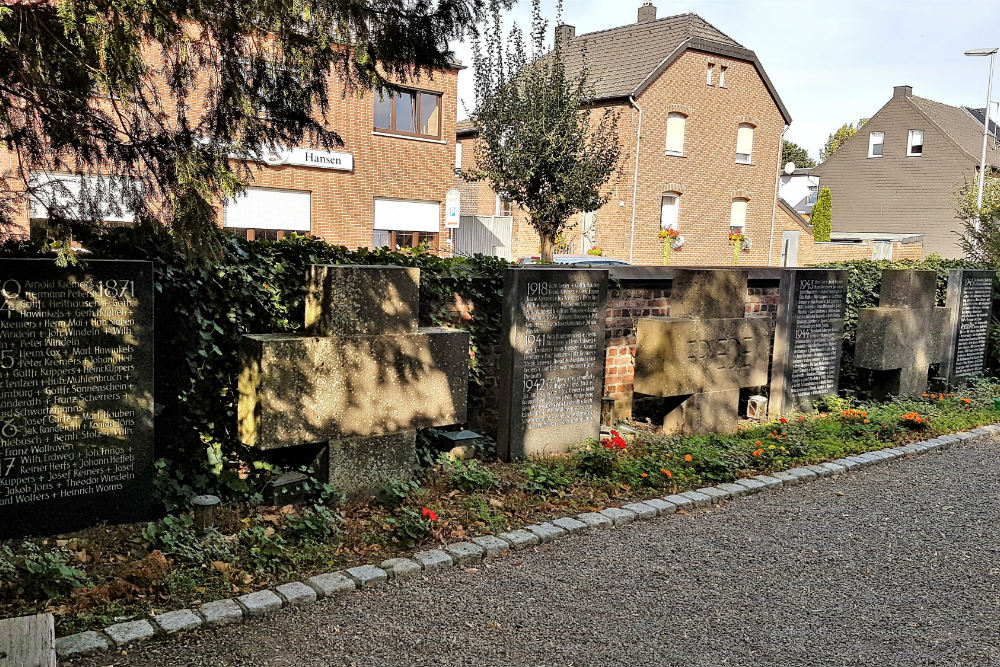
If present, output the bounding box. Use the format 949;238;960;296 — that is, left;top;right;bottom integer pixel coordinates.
455;3;793;266
812;85;1000;258
8;62;461;252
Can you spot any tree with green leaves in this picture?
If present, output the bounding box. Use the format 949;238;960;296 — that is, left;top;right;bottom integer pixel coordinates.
0;0;501;255
957;172;1000;263
466;0;623;262
781;140;815;169
811;187;832;242
820;118;869;162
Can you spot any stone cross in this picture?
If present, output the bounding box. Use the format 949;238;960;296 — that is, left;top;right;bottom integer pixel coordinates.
633;269;769;434
238;265;469;495
854;270;949;397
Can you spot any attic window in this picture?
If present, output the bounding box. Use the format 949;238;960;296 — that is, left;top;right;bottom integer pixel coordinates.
907;129;924;157
719;65;727;88
706;63;714;86
868;131;884;158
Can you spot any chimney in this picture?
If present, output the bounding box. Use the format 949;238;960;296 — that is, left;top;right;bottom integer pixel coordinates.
555;23;576;44
638;1;657;22
893;85;913;99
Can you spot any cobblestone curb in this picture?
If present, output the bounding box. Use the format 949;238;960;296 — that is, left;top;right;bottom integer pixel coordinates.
52;426;1000;661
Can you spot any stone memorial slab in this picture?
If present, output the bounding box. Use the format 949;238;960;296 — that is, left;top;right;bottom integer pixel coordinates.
0;259;154;538
633;269;769;434
497;268;608;460
770;269;848;415
943;269;995;384
239;265;469;495
855;270;950;397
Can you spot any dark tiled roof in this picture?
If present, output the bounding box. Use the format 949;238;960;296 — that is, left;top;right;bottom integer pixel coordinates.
559;12;741;100
963;106;1000;141
909;95;1000;166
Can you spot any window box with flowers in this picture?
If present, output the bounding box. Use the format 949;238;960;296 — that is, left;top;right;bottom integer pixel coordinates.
659;228;681;265
728;231;750;265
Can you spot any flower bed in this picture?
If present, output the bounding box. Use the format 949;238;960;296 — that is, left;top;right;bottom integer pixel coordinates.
2;384;999;635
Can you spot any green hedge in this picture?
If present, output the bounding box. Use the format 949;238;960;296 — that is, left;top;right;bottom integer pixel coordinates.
812;255;999;391
1;227;508;489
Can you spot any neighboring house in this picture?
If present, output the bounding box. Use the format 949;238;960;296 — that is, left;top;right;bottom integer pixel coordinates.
811;85;1000;258
11;65;461;253
771;198;923;266
778;167;820;218
964;106;1000;146
455;3;793;266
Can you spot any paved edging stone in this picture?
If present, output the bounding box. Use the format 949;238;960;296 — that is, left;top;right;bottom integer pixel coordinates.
52;427;998;662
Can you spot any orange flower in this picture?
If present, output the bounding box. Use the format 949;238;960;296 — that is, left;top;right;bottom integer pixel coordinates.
752;449;762;457
755;440;762;446
641;472;648;478
684;454;693;462
661;468;672;478
863;419;869;424
665;453;671;458
922;393;928;398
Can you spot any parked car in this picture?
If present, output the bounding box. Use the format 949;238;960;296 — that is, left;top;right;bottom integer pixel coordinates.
517;255;631;267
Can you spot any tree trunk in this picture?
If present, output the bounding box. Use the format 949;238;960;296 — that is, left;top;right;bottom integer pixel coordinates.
540;234;554;263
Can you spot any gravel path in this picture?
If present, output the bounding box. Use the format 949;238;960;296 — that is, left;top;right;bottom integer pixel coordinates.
71;437;1000;667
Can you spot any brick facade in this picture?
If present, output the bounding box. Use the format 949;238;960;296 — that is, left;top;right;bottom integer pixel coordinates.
457;39;790;265
4;59;460;251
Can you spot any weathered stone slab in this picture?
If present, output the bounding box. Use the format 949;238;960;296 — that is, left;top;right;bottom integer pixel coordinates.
752;474;784;489
345;565;388;587
307;572;355;598
497;268;608;460
622;501;659;518
471;535;512;558
526;522;568;542
855;270;950;397
443;542;485;565
153;608;202;634
199;599;244;626
0;259;155;538
643;498;679;514
305;265;419;336
551;516;589;534
55;631;110;660
412;549;454;570
103;620;155;647
770;269;849;415
697;486;731;502
576;512;614;529
772;471;799;485
275;581;317;606
237;590;283;618
497;529;540;548
677;491;712;507
380;558;423;580
733;478;767;493
806;465;832;477
663;493;696;509
321;430;417;498
943;270;995;383
599;507;637;525
239;328;468;450
716;482;749;497
787;467;818;481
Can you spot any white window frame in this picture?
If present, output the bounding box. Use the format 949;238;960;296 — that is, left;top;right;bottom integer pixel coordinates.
719;65;727;88
495;195;512;217
665;112;686;156
706;63;714;86
660;193;680;231
806;186;819;206
224;187;312;232
455;141;463;169
729;198;748;232
907;129;924;157
868;131;884;158
736;124;754;164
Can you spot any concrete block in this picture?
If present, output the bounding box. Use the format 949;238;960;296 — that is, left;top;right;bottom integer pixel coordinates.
153;608;203;634
471;535;512;558
551;516;589;534
103;620;156;647
622;501;659;518
576;512;614;529
526;522;568;542
200;599;245;627
307;573;356;598
55;631;112;659
380;558;423;580
497;529;540;548
413;549;454;570
599;507;637;526
345;565;388;588
444;541;485;565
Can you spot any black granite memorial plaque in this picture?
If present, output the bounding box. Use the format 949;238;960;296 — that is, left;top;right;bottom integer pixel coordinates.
770;269;848;415
497;268;608;460
0;259;154;537
945;269;995;383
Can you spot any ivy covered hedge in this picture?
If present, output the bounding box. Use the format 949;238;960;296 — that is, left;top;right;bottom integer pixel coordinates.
812;255;999;390
1;228;508;496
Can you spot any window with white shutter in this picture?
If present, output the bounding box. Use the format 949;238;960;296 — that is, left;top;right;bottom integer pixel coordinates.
729;199;748;231
665;113;686;155
735;124;754;164
660;194;680;230
868;131;884;158
907;130;923;156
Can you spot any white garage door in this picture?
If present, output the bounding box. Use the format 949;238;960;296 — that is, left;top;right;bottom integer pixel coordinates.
373;198;441;232
225;187;311;231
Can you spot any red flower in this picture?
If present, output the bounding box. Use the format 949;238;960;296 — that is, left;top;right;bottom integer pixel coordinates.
779;417;788;424
421;507;437;521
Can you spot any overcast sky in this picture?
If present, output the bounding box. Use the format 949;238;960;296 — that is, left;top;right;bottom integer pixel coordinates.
450;0;1000;161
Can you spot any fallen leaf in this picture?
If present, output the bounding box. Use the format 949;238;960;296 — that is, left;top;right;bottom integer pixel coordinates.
211;561;231;575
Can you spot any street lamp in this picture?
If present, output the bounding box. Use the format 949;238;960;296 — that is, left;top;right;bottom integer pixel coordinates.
965;47;997;212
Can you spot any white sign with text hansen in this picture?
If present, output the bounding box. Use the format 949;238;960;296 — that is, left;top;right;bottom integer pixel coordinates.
248;146;354;171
